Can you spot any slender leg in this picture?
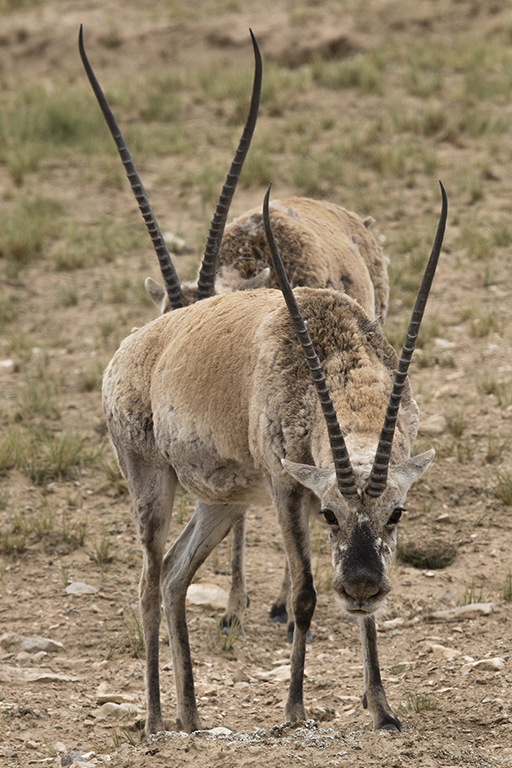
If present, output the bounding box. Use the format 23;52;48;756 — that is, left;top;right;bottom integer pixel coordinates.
269;560;290;625
221;513;248;632
273;486;316;723
119;452;178;736
161;501;247;733
359;615;402;732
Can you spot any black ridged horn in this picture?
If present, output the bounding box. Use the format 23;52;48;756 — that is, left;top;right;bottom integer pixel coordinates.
263;185;358;498
79;25;183;310
196;29;262;300
366;181;448;498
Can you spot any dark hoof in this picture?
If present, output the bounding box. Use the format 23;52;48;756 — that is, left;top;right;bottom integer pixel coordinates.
379;716;402;733
269;603;288;624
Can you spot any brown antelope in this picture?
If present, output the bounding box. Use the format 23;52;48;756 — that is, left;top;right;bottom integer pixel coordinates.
101;175;447;735
79;26;391;639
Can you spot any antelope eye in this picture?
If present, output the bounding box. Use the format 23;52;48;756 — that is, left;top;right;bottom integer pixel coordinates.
322;508;338;526
387;508;405;525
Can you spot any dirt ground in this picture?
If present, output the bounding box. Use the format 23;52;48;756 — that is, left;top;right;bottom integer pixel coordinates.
1;0;512;766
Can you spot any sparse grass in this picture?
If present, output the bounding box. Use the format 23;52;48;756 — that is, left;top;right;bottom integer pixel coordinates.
98;455;128;496
216;617;240;652
0;294;20;329
478;373;512;407
85;532;113;566
0;497;86;556
485;432;508;464
26;428;89;484
123;606;145;658
445;411;464;439
311;54;384;95
0;426;26;474
54;220;144;271
15;375;61;422
0;196;61;275
503;573;512;603
78;360;105;393
493;472;512;506
396;538;456;570
460;226;493;261
398;694;438;715
458;581;486;606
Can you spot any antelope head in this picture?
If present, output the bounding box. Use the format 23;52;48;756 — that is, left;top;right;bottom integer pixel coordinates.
263;182;447;616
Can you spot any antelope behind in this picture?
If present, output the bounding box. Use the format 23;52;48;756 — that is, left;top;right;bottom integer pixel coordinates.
79;26;392;638
102;179;447;735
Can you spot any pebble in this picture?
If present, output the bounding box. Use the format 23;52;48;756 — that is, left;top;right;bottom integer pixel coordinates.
0;664;79;684
428;643;461;661
65;582;97;595
426;603;493;621
186;583;228;610
465;657;506;672
206;726;235;736
418;414;447;435
96;682;137;704
0;632;65;654
90;701;140;719
61;750;95;767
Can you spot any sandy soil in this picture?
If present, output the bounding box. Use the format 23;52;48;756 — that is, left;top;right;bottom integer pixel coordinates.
0;1;511;766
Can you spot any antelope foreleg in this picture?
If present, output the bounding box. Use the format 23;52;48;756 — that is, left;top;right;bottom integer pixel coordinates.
359;615;402;732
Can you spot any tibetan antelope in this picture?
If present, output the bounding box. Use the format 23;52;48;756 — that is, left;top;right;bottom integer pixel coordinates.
79;26;390;638
102;179;447;734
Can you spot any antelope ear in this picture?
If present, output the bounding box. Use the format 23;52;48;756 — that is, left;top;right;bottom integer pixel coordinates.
394;449;435;492
281;458;333;498
145;277;167;314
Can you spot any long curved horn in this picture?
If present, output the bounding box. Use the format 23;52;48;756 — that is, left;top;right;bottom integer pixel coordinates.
366;181;448;498
263;185;358;498
78;25;183;310
196;29;262;301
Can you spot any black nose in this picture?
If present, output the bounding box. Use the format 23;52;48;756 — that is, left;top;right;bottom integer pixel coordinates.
342;575;382;605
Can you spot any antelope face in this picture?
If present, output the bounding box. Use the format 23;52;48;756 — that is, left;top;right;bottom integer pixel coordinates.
282;450;434;615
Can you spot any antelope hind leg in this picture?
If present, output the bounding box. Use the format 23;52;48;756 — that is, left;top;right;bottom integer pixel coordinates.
161;501;247;733
220;513;249;634
359;616;402;732
119;455;178;737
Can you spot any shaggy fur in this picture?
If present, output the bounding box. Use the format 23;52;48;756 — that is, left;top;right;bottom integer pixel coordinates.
104;287;433;735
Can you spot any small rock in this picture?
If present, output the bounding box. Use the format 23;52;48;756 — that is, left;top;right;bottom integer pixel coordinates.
428;643;461;661
186;583;228;610
380;618;405;630
426;603;493;622
163;232;188;252
54;742;67;753
436;513;452;524
61;750;94;767
418;414;447;435
0;358;14;371
96;682;137;705
90;701;140;720
0;633;65;654
65;582;97;595
0;664;79;684
434;384;460;398
466;657;506;672
255;664;310;682
434;338;457;350
205;726;234;736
